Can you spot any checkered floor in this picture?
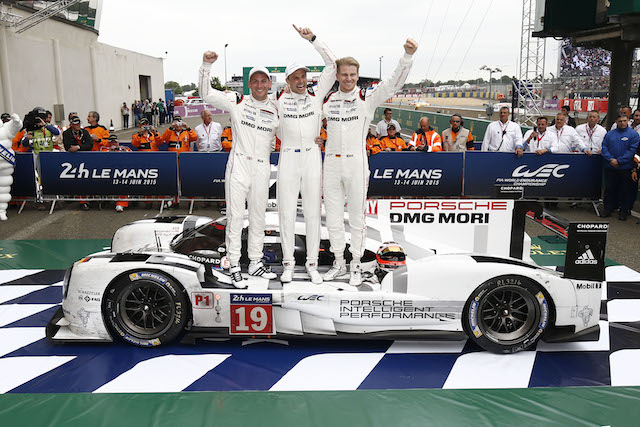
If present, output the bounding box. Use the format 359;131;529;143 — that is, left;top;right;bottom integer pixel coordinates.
1;267;639;393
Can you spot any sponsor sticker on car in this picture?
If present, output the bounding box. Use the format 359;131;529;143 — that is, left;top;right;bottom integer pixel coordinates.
229;293;274;335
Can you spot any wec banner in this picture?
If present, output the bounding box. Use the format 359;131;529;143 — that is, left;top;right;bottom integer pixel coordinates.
463;152;603;199
39;152;179;196
368;152;463;197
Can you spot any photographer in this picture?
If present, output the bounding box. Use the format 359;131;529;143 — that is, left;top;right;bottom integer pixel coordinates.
62;117;93;152
20;107;61;154
159;117;197;152
131;118;160;151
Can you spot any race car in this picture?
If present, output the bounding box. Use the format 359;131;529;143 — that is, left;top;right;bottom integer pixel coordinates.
47;200;607;354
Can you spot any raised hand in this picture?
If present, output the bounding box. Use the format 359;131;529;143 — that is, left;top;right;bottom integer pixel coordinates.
404;38;418;55
293;24;315;41
203;51;219;63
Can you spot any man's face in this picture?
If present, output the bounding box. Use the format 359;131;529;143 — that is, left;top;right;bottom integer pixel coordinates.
337;64;359;93
384;111;392;121
450;117;461;130
71;123;81;131
621;107;632;118
286;69;308;94
617;116;629;129
633;111;640;123
322;118;327;128
536;119;547;133
388;127;397;137
420;119;430;132
561;107;570;116
46;114;52;123
587;112;599;126
499;109;509;122
87;113;97;125
248;72;271;101
555;115;566;128
201;111;212;124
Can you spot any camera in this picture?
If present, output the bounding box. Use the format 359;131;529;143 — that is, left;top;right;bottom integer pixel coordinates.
23;107;47;132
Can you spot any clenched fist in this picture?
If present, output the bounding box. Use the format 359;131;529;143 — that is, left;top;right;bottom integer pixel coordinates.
404;38;418;55
203;51;219;63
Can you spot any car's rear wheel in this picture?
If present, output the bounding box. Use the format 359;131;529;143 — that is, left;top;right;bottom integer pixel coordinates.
463;275;550;354
104;271;188;347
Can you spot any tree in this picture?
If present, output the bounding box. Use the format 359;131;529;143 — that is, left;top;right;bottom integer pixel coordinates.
164;81;182;95
210;77;225;91
181;83;197;93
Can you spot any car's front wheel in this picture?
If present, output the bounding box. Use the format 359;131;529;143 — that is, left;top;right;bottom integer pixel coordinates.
463;275;550;354
104;271;188;347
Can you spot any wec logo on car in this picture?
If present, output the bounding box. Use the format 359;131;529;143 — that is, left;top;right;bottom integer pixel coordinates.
512;164;569;179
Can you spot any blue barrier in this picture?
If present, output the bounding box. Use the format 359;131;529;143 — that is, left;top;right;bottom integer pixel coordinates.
21;151;604;201
179;153;281;198
179;152;227;197
463;152;603;199
10;153;37;198
368;152;463;197
39;152;179;196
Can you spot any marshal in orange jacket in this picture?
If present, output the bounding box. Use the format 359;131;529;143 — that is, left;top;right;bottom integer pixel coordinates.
131;131;160;151
86;124;110;151
381;135;409;151
159;128;197;152
221;127;233;152
366;135;383;155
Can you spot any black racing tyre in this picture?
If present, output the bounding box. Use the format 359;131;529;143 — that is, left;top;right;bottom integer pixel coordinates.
104;271;189;347
462;275;550;354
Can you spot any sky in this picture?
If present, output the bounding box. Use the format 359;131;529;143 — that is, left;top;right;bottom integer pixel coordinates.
97;0;560;86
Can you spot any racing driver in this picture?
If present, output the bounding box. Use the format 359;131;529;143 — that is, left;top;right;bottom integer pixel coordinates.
276;25;337;285
322;38;418;286
199;53;279;286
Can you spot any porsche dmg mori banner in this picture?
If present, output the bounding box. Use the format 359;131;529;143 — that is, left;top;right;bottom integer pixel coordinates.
463;152;603;199
39;152;179;196
368;152;463;197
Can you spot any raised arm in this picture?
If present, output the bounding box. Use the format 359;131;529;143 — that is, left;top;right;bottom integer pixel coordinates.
293;24;337;99
365;38;417;115
198;51;234;112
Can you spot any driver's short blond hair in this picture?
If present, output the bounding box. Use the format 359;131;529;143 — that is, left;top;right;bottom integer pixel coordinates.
336;57;360;73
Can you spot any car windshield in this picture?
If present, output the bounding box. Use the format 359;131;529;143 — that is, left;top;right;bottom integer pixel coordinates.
170;217;227;254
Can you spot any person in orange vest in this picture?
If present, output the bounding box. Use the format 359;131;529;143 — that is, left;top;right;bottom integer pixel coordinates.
131;118;160;151
221;126;233;152
441;114;475;151
366;129;383;155
319;118;327;152
86;111;110;151
410;117;442;152
382;124;413;151
159;117;197;152
12;130;30;152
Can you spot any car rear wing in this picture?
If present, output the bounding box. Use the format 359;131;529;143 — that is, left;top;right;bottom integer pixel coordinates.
563;222;608;281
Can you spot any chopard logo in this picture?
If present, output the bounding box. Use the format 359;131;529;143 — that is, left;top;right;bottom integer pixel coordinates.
512;164;569;178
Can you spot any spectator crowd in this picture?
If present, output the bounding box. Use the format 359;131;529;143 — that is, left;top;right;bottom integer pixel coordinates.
4;99;640;219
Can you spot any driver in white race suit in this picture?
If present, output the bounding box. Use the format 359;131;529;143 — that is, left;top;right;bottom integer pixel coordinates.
276;25;337;285
199;54;278;286
322;38;418;286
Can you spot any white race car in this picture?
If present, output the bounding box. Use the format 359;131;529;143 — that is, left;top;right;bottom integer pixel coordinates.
47;200;607;354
